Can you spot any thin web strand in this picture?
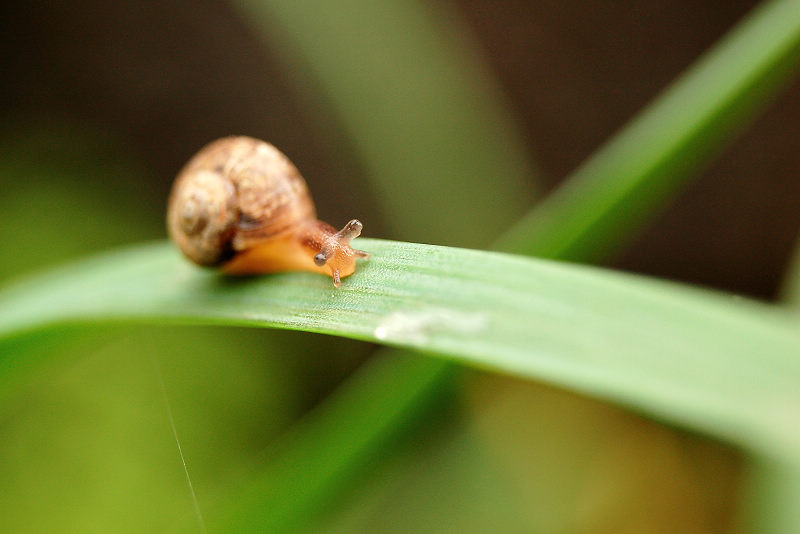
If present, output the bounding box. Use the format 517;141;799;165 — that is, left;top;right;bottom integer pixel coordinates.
151;355;207;534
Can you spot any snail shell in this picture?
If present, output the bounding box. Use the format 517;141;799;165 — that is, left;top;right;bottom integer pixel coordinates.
167;136;368;287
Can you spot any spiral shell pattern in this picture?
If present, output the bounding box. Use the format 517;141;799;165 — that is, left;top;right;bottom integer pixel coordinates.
167;137;315;265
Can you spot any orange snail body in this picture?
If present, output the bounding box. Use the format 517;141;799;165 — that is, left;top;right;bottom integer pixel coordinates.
167;136;368;287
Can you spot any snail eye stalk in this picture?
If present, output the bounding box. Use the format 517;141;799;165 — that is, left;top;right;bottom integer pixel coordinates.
335;219;363;243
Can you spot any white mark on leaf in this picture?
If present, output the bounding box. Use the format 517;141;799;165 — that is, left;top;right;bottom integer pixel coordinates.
374;308;488;345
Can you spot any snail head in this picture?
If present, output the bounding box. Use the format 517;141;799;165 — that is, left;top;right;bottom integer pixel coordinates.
313;219;369;286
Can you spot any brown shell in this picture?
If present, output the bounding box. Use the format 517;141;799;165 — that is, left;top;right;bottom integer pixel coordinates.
167;136;316;266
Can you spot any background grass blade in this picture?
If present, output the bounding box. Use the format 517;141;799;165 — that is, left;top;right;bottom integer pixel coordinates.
743;459;800;534
208;355;453;534
496;0;800;260
232;0;537;247
2;239;799;467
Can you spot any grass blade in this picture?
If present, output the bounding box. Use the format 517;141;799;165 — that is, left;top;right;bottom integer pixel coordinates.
496;0;800;260
210;354;451;533
1;239;799;465
232;0;537;247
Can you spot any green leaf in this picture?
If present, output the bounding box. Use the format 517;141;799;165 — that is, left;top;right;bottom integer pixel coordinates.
2;239;799;465
210;354;454;534
496;0;800;260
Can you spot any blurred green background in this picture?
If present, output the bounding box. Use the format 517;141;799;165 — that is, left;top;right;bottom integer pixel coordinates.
1;1;799;532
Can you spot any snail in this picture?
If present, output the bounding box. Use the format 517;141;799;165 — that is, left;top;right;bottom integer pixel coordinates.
167;136;368;287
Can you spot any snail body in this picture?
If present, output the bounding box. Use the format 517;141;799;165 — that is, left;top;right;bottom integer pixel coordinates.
167;136;368;287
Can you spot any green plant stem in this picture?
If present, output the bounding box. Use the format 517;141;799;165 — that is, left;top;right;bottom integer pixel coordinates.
2;239;799;462
496;0;800;260
208;355;452;533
